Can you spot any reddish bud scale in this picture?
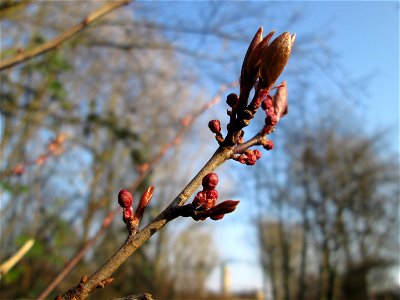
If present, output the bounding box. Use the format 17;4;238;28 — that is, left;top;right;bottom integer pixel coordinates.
211;214;225;220
261;98;274;110
265;114;278;127
135;186;155;221
118;189;133;208
202;173;219;190
208;120;221;134
192;191;207;209
206;189;219;200
238;155;247;164
122;207;134;223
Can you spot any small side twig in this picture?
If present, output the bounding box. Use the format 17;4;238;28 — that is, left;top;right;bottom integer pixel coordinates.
0;0;132;71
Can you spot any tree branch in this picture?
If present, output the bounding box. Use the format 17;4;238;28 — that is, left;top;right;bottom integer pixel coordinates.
60;146;232;299
39;83;233;300
0;0;132;71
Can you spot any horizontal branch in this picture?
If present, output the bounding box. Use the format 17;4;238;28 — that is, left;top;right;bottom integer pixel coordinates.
0;0;131;71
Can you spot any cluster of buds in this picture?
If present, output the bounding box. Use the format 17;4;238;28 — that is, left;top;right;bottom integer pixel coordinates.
118;186;155;233
206;28;294;167
185;173;239;221
260;81;288;135
232;149;262;165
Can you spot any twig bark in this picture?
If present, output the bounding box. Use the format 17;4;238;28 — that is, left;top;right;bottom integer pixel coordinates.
0;0;132;71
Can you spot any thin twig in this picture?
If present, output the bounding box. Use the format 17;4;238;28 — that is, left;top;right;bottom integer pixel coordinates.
0;239;35;278
0;0;132;71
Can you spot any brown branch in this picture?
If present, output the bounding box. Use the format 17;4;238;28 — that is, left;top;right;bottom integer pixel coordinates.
38;84;233;300
0;0;132;71
60;146;232;299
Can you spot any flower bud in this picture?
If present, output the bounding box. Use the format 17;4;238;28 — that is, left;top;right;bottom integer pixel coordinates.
226;93;239;107
192;191;207;209
118;189;133;208
259;32;296;90
263;140;274;150
202;173;219;190
208;120;221;134
253;149;262;159
245;153;257;165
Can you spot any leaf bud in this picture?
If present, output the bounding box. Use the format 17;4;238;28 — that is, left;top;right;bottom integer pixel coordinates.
259;32;296;90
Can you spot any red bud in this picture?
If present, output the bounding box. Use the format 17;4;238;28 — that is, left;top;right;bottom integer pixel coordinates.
202;173;219;190
208;120;221;134
118;189;133;208
263;140;274;150
254;150;262;159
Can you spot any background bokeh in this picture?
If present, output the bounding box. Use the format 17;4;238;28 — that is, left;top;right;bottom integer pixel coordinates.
1;1;398;299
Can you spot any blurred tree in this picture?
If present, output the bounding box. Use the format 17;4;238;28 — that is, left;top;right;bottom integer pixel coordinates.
256;121;399;300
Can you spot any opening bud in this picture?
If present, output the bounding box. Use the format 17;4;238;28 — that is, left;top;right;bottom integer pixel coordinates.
259;32;296;90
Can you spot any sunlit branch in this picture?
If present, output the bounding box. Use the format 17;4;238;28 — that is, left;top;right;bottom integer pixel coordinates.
0;0;132;71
